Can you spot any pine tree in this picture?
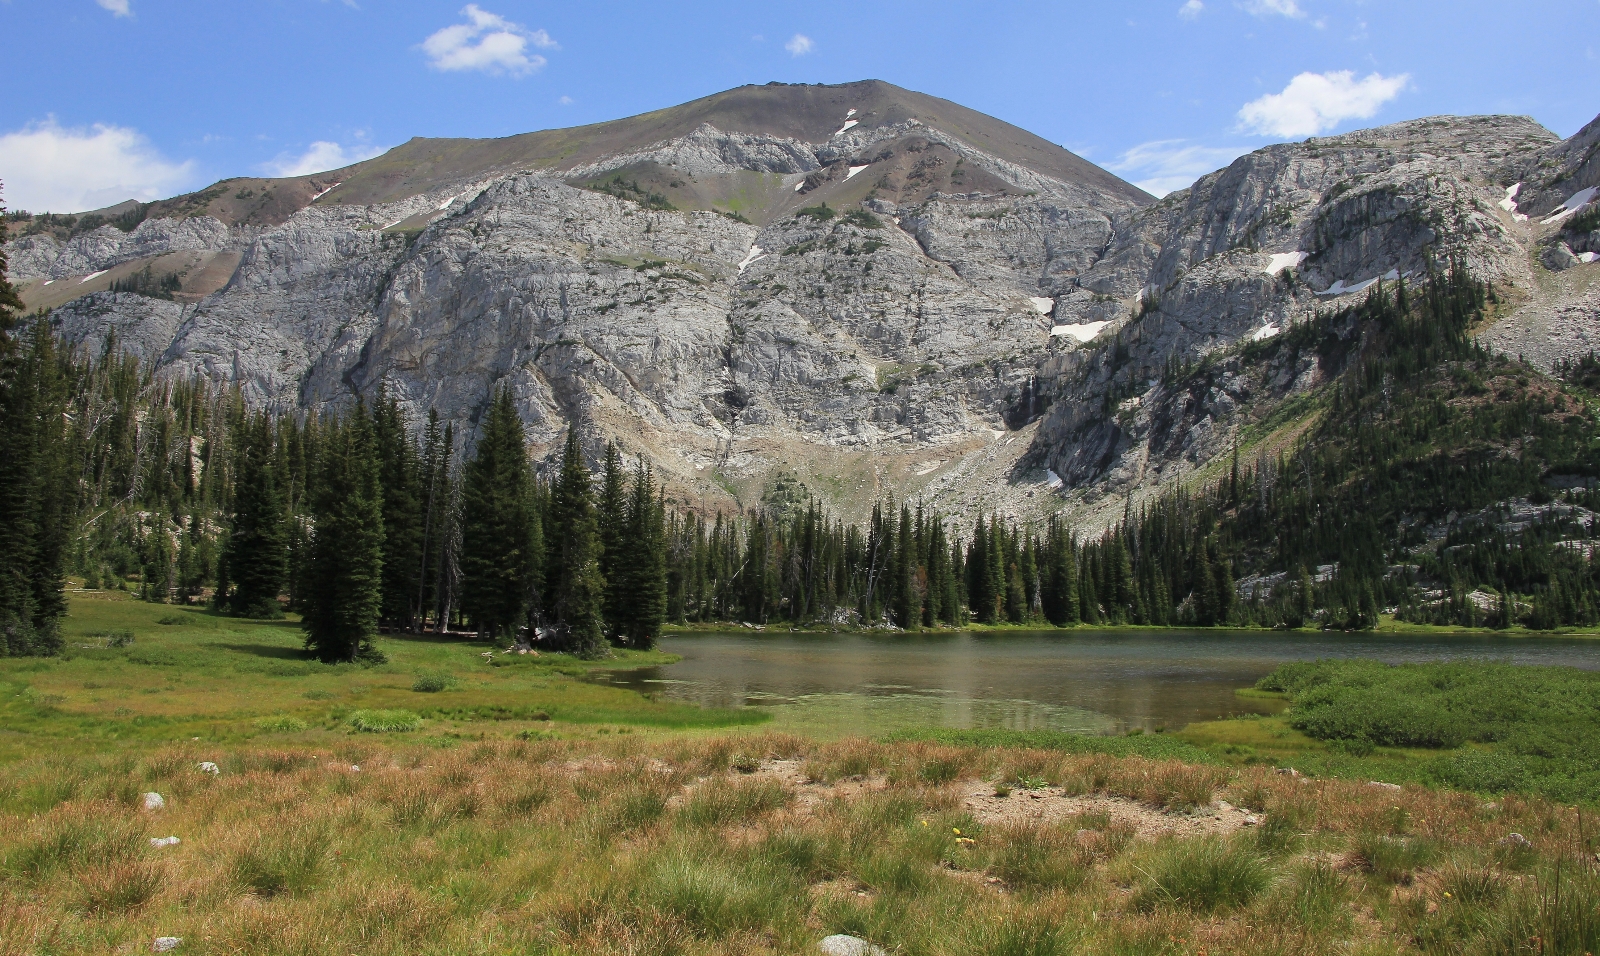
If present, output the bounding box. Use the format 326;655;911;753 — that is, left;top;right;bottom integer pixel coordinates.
302;405;386;663
374;388;423;629
617;460;667;649
546;428;606;657
222;413;288;618
597;441;627;640
459;389;539;641
893;504;916;629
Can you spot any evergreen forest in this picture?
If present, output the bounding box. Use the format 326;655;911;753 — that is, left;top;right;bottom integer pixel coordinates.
4;194;1600;660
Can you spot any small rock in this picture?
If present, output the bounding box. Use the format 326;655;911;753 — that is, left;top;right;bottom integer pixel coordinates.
350;765;361;773
150;836;181;848
198;761;220;775
1367;781;1403;792
819;934;888;956
152;938;182;953
1243;815;1260;826
142;792;165;811
1275;767;1301;777
1500;832;1533;849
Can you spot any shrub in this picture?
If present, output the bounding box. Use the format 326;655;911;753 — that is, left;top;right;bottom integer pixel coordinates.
347;709;421;733
1132;838;1271;913
411;672;456;693
797;203;835;221
842;209;883;229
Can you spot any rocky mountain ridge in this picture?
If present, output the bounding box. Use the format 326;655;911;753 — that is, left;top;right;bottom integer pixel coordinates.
7;81;1599;528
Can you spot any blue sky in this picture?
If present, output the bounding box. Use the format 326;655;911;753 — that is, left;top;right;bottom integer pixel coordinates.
2;0;1597;212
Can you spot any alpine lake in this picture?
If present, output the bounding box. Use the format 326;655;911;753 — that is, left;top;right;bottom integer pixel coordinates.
586;628;1600;737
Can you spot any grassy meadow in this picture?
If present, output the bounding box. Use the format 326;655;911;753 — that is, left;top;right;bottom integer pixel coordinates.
2;590;1599;955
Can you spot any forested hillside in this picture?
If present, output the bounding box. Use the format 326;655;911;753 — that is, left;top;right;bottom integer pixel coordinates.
4;180;1600;653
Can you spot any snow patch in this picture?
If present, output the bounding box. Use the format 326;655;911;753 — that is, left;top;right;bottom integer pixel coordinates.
436;193;465;211
381;218;406;230
1252;323;1281;342
80;270;107;284
1543;187;1598;225
1264;251;1306;276
793;180;806;192
1581;252;1600;264
737;245;766;272
1499;183;1521;212
41;279;54;286
1051;321;1108;342
846;164;870;180
1317;270;1401;297
1028;296;1055;315
310;182;341;202
845;109;857;118
1044;469;1063;489
833;119;859;136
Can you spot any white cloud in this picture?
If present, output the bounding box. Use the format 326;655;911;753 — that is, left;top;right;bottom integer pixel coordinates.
1238;70;1410;138
558;95;574;106
1179;0;1204;19
95;0;131;16
1240;0;1305;17
421;4;556;77
785;33;814;56
0;118;194;213
1108;139;1253;197
259;141;390;178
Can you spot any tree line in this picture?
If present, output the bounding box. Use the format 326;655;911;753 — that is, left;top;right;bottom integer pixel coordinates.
5;186;1599;652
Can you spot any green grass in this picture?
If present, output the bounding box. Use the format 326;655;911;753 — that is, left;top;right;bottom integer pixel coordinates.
0;591;764;763
1255;659;1600;803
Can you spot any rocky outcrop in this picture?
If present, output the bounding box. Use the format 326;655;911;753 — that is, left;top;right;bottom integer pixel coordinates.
8;216;236;281
9;93;1600;527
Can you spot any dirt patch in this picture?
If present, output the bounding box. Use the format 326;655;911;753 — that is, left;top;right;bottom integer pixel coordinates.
957;780;1260;840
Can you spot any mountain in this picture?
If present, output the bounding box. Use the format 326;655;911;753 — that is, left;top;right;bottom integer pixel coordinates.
5;81;1600;529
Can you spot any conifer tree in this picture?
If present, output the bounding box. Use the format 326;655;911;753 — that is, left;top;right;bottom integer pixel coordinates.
459;389;538;640
597;441;627;638
617;460;667;649
373;388;423;629
302;405;386;663
222;413;288;618
546;428;606;656
893;504;916;629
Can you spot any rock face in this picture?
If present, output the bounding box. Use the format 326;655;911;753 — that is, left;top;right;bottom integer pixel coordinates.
8;81;1600;526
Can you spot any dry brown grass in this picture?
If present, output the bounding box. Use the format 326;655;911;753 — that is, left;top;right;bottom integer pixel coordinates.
1;735;1596;955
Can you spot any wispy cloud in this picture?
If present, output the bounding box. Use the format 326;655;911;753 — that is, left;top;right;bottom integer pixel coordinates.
1107;139;1253;197
0;118;194;213
785;33;814;56
95;0;131;17
421;4;557;77
260;140;389;178
1240;0;1305;18
1238;70;1410;138
1178;1;1204;20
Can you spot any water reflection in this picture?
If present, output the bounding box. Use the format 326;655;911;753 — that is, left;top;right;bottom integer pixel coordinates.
588;629;1600;734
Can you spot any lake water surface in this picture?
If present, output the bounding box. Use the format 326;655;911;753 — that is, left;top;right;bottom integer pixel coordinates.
588;630;1600;736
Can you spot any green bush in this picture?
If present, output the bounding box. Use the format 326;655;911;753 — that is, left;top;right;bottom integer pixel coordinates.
346;709;421;733
411;672;456;693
